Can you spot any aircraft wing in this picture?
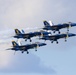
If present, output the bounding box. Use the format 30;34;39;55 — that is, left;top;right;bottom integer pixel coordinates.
19;44;35;51
52;23;76;30
22;32;36;38
51;24;64;30
14;33;36;39
43;34;67;40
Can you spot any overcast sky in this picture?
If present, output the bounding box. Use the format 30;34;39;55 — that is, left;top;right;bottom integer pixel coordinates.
0;0;76;75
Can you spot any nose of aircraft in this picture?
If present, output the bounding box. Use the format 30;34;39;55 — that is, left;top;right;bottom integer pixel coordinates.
39;43;47;46
72;34;76;36
71;23;76;26
68;33;76;37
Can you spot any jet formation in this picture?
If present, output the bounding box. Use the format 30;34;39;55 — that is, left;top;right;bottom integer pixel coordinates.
7;20;76;54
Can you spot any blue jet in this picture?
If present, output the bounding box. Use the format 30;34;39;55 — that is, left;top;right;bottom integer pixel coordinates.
43;20;76;34
13;29;51;42
7;41;46;54
40;33;76;44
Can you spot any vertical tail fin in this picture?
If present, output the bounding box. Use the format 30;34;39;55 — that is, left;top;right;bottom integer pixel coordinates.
49;21;54;26
15;29;22;35
12;41;19;47
43;20;50;27
21;29;25;34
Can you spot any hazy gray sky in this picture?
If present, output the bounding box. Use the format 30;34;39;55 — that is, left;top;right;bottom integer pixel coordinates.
0;0;76;75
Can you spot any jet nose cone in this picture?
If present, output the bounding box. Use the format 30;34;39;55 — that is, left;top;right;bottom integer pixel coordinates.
71;23;76;26
72;34;76;36
69;33;76;37
71;33;76;36
43;43;47;46
39;43;47;46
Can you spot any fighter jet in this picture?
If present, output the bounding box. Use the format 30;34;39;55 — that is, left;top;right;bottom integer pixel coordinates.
40;33;76;44
13;29;51;42
7;41;46;54
43;20;76;34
